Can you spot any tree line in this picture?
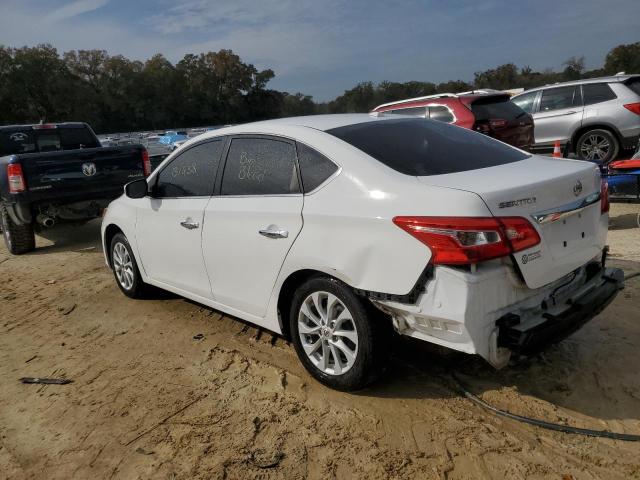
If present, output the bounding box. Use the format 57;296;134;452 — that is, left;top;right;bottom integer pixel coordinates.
0;42;638;134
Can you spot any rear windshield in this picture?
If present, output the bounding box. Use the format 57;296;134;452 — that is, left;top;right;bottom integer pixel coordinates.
327;118;529;176
625;78;640;96
470;96;528;121
0;126;99;156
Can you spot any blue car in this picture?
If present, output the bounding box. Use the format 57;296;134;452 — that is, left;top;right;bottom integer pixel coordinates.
158;131;188;147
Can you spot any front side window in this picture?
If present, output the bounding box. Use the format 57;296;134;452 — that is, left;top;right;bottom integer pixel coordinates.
221;138;299;195
385;107;427;117
296;143;338;192
512;91;537;114
539;86;580;112
327;118;529;176
155;140;223;197
582;83;617;105
428;105;455;123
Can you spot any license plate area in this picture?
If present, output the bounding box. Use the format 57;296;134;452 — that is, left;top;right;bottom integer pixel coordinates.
540;205;598;260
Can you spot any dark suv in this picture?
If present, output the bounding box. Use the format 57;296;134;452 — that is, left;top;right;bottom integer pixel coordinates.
370;90;534;150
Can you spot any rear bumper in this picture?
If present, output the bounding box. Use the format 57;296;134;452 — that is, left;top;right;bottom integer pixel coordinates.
497;267;624;355
374;257;624;368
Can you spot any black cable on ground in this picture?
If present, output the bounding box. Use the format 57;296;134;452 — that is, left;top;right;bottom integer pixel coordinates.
452;373;640;442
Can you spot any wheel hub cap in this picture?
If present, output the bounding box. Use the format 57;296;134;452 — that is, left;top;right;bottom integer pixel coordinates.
112;242;134;290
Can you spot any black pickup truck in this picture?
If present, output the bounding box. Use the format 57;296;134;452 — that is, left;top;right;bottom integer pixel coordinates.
0;122;150;254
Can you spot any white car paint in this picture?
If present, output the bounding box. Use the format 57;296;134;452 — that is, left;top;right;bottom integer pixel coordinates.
102;114;616;369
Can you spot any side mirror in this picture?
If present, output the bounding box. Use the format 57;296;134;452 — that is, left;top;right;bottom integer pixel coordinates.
124;179;148;199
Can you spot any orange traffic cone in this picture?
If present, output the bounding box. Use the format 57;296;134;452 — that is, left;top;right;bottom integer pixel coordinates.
552;140;562;158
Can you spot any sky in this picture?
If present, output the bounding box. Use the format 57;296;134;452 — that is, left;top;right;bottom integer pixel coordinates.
1;0;638;101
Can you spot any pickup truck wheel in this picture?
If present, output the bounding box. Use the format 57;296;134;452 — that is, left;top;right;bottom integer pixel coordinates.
576;129;619;164
1;205;35;255
110;233;146;298
289;276;390;391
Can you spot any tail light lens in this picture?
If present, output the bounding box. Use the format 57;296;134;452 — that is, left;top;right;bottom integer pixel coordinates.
393;216;541;265
7;163;26;193
142;149;151;177
601;179;610;214
489;118;507;129
623;103;640;115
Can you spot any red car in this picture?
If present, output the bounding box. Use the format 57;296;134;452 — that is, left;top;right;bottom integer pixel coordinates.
371;90;534;150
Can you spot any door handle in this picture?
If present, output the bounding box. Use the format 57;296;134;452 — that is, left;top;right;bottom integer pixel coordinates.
180;220;200;230
259;225;289;239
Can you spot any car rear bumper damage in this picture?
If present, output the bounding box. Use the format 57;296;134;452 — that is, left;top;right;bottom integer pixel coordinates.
373;253;624;369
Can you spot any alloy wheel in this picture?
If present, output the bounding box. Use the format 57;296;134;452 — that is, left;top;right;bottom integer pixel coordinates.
297;291;359;376
112;242;134;290
580;134;611;160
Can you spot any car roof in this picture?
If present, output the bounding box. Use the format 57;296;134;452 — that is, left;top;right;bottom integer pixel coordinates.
372;90;508;111
0;122;89;132
516;74;640;94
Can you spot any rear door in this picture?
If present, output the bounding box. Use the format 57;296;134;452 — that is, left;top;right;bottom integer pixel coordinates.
202;136;303;318
532;85;584;147
469;96;534;150
136;139;224;299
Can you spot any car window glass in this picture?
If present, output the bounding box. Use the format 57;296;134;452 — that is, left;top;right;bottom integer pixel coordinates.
36;131;61;152
539;86;579;112
59;128;100;150
155;140;223;197
428;106;454;122
0;130;37;155
296;143;339;192
470;97;527;121
385;107;427;117
511;92;537;114
221;138;299;195
327;118;528;176
582;83;617;105
625;78;640;96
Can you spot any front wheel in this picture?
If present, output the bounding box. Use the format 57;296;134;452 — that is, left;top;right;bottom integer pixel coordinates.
110;233;147;298
289;276;391;391
1;205;35;255
576;129;619;164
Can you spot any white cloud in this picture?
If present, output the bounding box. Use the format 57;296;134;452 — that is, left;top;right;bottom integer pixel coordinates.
45;0;110;22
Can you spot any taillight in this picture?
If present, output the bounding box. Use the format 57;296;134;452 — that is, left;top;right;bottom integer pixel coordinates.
7;163;26;193
601;180;610;214
623;103;640;115
393;216;541;265
489;118;507;129
142;149;151;177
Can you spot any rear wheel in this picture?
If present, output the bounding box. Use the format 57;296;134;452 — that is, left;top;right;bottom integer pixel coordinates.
289;276;391;391
1;205;35;255
110;233;147;298
576;129;619;164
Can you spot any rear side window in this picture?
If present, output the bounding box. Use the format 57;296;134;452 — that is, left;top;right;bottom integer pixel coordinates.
296;143;338;192
582;83;617;105
428;106;454;123
384;107;427;117
327;119;529;176
512;91;537;114
58;127;100;150
155;140;223;197
539;86;580;112
471;97;527;121
221;138;300;195
0;130;37;156
625;78;640;96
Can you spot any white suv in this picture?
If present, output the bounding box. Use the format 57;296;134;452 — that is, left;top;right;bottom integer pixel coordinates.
512;75;640;163
102;114;623;390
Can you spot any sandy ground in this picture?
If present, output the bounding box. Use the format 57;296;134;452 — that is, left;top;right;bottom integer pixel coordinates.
1;203;639;480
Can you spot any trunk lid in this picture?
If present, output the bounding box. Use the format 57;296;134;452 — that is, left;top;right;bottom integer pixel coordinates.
418;156;607;289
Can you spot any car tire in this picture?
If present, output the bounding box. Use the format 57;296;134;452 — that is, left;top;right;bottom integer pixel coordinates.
110;233;147;299
1;205;35;255
289;276;391;391
576;129;619;164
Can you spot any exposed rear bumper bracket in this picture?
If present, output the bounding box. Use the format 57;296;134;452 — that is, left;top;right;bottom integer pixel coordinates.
497;267;624;355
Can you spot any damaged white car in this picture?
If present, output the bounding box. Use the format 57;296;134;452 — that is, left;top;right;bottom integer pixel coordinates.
101;114;624;390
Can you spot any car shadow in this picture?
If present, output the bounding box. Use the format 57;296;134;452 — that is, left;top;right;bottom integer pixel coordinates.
609;212;639;230
29;219;104;255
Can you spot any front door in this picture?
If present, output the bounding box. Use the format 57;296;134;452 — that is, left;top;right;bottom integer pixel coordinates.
136;139;224;299
532;85;583;147
202;136;304;318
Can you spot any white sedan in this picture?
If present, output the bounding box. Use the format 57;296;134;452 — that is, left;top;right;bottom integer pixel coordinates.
101;114;623;390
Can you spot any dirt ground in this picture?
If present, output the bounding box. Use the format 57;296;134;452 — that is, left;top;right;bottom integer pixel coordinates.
1;203;639;480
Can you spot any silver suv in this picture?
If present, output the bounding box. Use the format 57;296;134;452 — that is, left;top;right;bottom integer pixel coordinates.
512;75;640;163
